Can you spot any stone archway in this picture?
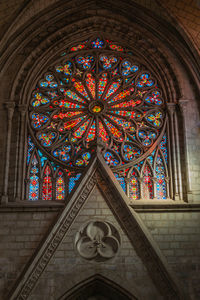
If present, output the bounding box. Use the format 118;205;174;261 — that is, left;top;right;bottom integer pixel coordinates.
59;274;136;300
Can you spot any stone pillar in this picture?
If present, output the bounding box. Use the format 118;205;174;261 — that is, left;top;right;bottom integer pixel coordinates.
167;103;180;200
15;104;27;201
166;121;173;199
179;99;193;201
152;177;157;200
1;102;15;204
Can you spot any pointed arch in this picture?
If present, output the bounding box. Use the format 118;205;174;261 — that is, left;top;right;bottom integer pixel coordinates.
58;274;136;300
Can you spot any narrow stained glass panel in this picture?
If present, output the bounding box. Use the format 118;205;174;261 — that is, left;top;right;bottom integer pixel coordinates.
56;171;65;200
85;73;96;99
108;87;134;104
86;120;96;142
42;165;53;200
104;119;123;141
104;80;121;100
142;165;153;200
155;154;167;199
111;99;142;108
107;115;131;129
99;121;109;143
62;89;86;104
160;133;168;164
98;73;108;99
29;155;39;201
72;79;90;100
53;111;82;120
73;119;90;138
129;170;140;200
53;99;84;109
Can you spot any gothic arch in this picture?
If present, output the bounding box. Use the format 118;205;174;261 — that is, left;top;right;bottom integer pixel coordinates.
58;274;137;300
1;16;198;203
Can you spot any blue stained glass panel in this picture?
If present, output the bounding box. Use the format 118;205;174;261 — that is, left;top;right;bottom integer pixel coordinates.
114;173;126;192
69;173;81;193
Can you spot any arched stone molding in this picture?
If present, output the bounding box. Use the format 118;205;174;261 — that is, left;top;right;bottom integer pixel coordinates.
0;1;199;203
0;0;199;87
7;18;181;104
58;274;137;300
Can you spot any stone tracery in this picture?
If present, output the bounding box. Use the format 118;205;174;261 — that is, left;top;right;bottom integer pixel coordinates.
27;36;169;201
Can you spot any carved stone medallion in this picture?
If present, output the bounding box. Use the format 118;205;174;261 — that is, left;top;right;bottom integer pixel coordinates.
75;220;121;262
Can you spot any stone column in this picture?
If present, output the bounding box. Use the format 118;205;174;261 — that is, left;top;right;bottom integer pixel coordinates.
174;106;183;200
15;104;27;201
152;177;157;199
167;103;180;200
166;121;173;199
179;99;193;201
1;102;15;204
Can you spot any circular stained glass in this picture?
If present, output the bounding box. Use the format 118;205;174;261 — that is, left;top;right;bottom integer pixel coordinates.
29;37;166;169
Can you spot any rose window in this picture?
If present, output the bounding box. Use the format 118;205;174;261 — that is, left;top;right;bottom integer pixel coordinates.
29;37;166;171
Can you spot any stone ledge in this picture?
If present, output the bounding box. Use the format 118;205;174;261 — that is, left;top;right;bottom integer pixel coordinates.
131;201;200;212
0;200;64;212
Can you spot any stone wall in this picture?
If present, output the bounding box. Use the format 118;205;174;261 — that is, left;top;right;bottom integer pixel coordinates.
0;193;200;299
139;211;200;300
0;209;58;298
29;187;162;300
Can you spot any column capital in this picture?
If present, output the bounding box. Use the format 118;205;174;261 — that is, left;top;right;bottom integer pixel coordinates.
178;99;189;114
18;104;27;116
166;102;176;115
4;101;15;121
4;101;15;111
17;104;27;112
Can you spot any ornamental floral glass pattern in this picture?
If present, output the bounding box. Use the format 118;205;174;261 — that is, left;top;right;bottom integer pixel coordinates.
27;36;169;201
29;37;166;172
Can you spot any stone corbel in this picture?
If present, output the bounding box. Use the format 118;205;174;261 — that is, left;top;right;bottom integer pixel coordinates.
1;102;15;204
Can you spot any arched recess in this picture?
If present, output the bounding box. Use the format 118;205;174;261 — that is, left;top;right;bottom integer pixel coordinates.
0;0;199;204
58;274;137;300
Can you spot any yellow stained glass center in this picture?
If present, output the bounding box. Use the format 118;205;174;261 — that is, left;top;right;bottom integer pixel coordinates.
92;105;102;113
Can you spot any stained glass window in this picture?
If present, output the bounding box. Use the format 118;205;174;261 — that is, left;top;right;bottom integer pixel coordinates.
129;170;140;201
142;164;154;200
42;165;53;201
155;153;167;199
26;36;169;202
56;171;65;200
28;155;39;201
